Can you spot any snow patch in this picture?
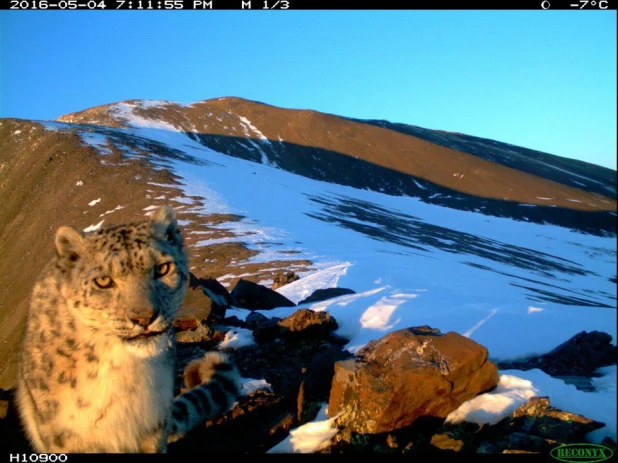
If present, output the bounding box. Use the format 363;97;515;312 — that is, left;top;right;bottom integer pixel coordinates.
218;327;255;349
79;132;112;155
240;378;272;396
446;374;539;426
99;205;125;217
238;116;271;144
276;263;351;304
360;293;415;330
412;179;427;190
267;404;340;453
84;220;104;232
463;308;498;338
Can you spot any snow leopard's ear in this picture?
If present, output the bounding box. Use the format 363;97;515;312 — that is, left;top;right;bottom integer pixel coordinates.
55;226;85;264
150;205;182;245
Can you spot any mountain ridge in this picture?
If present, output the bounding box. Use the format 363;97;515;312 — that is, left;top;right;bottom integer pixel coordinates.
54;97;616;237
56;97;616;211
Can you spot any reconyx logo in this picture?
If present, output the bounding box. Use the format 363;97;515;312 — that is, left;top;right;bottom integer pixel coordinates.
551;444;614;463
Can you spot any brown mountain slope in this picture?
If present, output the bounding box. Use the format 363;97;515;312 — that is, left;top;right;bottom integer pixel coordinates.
352;118;616;200
58;97;615;213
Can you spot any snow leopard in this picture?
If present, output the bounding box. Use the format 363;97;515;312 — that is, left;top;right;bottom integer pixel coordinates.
16;205;241;453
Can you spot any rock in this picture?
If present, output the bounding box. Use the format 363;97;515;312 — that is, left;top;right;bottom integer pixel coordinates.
201;278;235;311
476;432;549;453
266;412;296;440
176;273;234;329
278;309;339;340
298;288;356;305
221;315;246;329
252;309;339;343
427;422;481;453
187;273;234;321
245;311;268;329
271;271;300;290
497;330;617;378
430;433;465;452
231;279;296;310
329;415;446;454
229;323;342;405
0;391;9;420
601;437;617;451
386;434;399;449
175;324;226;344
506;396;605;441
168;389;294;454
297;345;352;423
252;318;283;343
328;326;499;434
0;389;32;451
553;376;596;392
173;305;211;331
472;396;605;454
539;331;617;375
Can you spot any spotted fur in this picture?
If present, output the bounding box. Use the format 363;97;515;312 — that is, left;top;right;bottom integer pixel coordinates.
16;206;241;453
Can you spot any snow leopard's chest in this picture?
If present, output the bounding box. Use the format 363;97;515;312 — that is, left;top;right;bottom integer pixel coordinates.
55;338;175;452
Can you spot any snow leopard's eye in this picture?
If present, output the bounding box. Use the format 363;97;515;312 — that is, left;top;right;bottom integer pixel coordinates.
94;276;114;289
154;262;172;279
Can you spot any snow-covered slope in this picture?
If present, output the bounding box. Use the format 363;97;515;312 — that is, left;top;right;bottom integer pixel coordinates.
43;100;618;443
58;98;616;236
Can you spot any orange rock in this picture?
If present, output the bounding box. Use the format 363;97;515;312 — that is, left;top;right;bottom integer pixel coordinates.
328;326;499;434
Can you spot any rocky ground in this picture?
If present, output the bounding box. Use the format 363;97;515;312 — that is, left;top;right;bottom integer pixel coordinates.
1;271;615;455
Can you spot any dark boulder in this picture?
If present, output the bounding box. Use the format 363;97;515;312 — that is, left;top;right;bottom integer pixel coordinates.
252;309;338;343
168;389;294;454
176;273;235;329
173;304;212;331
298;287;356;305
476;432;549;454
297;345;352;424
221;315;246;329
474;396;606;453
231;279;296;310
252;318;283;343
245;311;269;329
497;330;617;378
189;273;235;319
278;309;339;340
502;396;605;442
175;324;227;344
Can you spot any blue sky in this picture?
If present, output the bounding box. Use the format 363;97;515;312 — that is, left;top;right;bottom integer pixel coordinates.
1;11;616;169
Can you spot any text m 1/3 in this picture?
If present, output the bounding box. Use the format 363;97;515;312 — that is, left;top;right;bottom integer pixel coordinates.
239;0;290;7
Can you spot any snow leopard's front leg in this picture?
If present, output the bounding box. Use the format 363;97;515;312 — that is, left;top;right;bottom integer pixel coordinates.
161;352;241;450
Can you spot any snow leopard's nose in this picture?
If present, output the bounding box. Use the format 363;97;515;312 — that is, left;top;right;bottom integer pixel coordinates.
130;310;159;328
